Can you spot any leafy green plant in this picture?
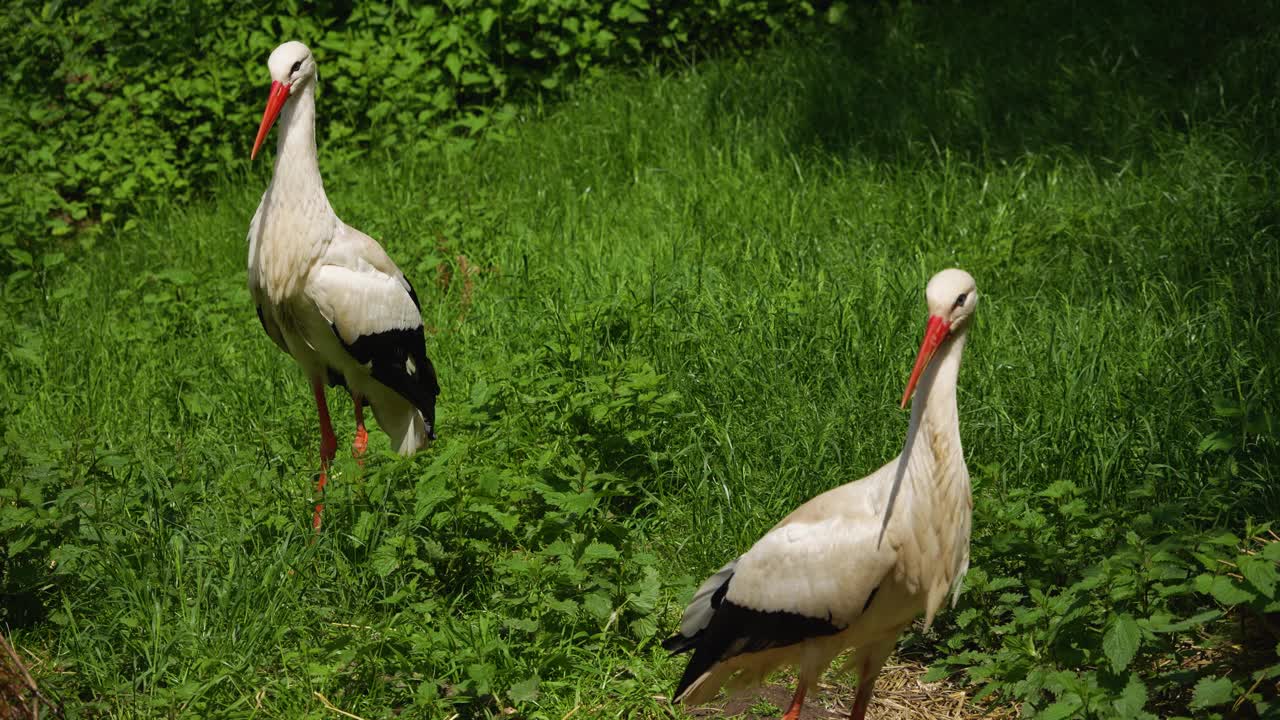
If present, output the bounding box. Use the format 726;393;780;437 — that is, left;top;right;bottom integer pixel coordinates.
925;479;1279;719
0;0;829;275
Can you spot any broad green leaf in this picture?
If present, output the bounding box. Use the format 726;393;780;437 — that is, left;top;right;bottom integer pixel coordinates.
1113;673;1148;716
626;566;661;612
469;503;518;532
1239;556;1278;598
546;597;578;617
630;614;658;638
921;664;951;683
7;533;37;556
1198;433;1234;453
1104;614;1141;673
1194;573;1257;605
467;663;496;695
371;538;401;578
582;592;613;620
1263;542;1280;562
1145;609;1221;633
7;249;33;267
1037;693;1083;720
1190;676;1234;710
508;675;539;703
353;511;376;546
414;477;453;522
580;541;619;564
1205;531;1240;547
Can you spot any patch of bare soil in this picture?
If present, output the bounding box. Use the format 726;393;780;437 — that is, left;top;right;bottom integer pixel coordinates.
684;657;1014;720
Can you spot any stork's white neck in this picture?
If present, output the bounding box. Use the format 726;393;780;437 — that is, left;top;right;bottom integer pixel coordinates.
272;82;327;199
888;326;968;507
252;79;335;302
907;329;966;456
873;322;973;607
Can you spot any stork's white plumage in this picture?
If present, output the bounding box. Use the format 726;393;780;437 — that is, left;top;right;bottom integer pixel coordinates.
664;269;978;720
247;41;440;530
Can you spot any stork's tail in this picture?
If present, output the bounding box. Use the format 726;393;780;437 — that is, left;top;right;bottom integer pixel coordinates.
370;393;432;455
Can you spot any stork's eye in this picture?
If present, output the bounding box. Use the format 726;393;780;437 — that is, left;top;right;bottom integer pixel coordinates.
291;60;302;74
954;293;968;308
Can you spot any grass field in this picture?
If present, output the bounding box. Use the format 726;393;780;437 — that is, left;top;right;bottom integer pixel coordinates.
3;2;1279;718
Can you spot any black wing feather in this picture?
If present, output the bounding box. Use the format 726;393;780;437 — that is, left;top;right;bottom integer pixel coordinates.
404;276;422;312
335;323;440;436
663;571;846;700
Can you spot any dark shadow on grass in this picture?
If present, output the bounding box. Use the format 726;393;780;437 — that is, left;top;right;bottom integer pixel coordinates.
704;0;1280;164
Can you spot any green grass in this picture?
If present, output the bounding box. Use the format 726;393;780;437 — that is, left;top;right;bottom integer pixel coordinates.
3;2;1279;718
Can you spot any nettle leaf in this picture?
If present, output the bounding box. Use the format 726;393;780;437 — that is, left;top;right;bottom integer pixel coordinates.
1205;531;1240;547
550;489;599;515
467;662;496;695
1037;693;1083;720
1190;676;1234;710
629;614;657;638
1195;573;1257;605
547;597;578;618
580;541;619;564
371;537;403;578
478;8;498;34
1038;479;1078;500
1239;556;1278;598
353;510;376;546
7;533;38;556
626;566;661;612
921;664;952;683
1263;542;1280;562
508;675;539;703
1103;614;1141;673
1113;673;1148;716
1144;609;1221;633
988;576;1022;592
414;472;455;522
582;592;613;621
469;503;519;532
1198;432;1235;453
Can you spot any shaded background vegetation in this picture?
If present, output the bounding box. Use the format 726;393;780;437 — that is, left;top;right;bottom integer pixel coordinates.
1;0;1278;718
0;0;827;268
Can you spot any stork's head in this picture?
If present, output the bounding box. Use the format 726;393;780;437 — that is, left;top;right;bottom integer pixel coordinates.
901;268;978;408
251;41;317;160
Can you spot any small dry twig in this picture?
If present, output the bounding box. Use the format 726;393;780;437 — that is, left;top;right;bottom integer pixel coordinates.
0;631;62;720
314;691;370;720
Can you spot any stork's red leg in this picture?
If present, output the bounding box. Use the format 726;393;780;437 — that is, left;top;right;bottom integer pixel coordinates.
849;653;881;720
311;378;338;531
849;682;872;720
781;684;806;720
352;394;368;462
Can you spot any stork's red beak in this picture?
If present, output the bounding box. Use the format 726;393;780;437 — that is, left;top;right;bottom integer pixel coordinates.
251;81;291;160
900;315;951;408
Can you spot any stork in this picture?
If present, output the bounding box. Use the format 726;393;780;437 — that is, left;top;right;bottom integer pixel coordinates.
247;41;440;530
663;269;978;720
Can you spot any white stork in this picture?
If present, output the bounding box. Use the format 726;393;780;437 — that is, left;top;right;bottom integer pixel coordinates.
664;269;978;720
247;41;440;530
